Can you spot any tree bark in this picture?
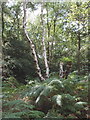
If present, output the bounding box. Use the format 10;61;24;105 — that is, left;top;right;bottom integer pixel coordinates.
77;31;81;74
23;1;45;81
2;3;4;40
59;62;64;78
76;3;82;75
16;11;20;39
46;3;50;63
50;3;57;63
41;2;49;78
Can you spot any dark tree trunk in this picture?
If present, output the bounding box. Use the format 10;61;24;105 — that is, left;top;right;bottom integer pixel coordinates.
2;3;4;40
46;3;50;63
77;31;81;75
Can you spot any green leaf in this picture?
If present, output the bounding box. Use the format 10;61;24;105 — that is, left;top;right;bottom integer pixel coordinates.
30;85;45;98
75;101;87;106
40;86;53;97
52;94;62;106
74;101;87;111
49;79;64;89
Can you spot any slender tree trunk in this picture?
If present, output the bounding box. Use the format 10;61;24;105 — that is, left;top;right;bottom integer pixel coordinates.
46;3;50;63
16;13;19;39
1;3;5;78
50;3;57;63
23;1;45;81
77;27;81;75
77;33;81;74
76;3;82;75
41;2;49;78
59;62;64;78
50;16;56;63
54;19;56;34
2;3;4;40
46;4;53;65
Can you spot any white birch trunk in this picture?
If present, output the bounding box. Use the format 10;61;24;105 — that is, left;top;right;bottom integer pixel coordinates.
41;2;49;78
23;1;45;81
59;62;64;78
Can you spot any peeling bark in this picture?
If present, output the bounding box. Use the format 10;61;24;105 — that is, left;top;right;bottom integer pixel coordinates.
23;1;45;81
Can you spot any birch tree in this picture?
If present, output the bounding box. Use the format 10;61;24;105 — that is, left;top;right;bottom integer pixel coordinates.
23;1;45;81
41;2;49;78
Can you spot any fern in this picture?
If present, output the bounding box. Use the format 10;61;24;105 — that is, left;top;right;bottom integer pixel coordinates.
28;110;45;118
3;75;88;118
49;79;64;89
52;94;62;106
29;85;45;99
39;86;53;97
74;101;87;110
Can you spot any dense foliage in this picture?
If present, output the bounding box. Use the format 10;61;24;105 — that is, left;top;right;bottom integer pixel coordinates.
2;1;89;119
2;75;88;118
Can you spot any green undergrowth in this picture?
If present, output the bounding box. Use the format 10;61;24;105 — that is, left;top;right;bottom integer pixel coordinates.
2;74;89;119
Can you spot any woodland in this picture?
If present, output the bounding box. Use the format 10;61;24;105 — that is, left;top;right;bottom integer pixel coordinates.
1;1;90;119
